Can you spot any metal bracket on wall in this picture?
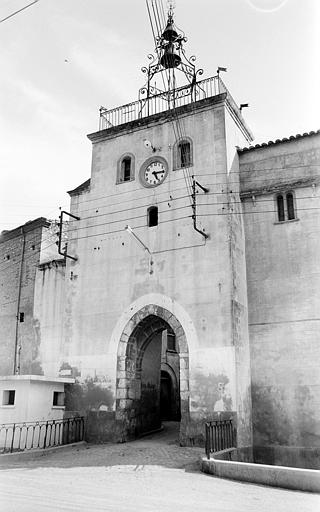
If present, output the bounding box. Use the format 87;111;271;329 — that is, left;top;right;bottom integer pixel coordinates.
58;210;80;261
192;177;209;239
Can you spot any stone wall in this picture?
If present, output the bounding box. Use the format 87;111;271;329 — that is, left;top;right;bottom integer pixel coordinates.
240;133;320;467
0;218;50;375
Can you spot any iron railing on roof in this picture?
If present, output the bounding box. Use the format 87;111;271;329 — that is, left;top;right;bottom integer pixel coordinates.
99;75;237;131
0;416;85;453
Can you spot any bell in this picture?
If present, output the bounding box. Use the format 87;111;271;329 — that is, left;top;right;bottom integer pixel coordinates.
160;43;181;69
162;21;179;42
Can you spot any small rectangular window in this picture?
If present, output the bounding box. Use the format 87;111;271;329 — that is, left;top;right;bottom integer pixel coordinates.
167;332;176;351
53;391;65;407
19;312;24;323
3;390;15;405
148;206;158;227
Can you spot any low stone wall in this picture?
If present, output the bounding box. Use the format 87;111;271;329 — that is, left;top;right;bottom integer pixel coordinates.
201;457;320;493
253;445;320;470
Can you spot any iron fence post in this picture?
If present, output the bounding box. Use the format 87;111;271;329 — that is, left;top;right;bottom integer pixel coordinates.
10;423;16;453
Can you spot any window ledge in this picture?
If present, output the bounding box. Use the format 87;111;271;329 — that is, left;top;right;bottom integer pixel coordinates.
52;406;65;410
173;165;193;172
0;405;15;408
116;178;135;185
274;218;300;225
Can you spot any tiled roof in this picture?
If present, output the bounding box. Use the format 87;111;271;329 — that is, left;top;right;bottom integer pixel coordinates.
238;129;320;153
67;178;91;196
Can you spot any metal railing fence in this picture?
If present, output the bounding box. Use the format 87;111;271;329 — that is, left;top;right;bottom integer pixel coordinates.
99;75;234;131
0;416;85;454
205;419;236;459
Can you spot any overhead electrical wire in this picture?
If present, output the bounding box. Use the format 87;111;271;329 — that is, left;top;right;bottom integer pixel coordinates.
74;193;318;224
64;205;320;244
64;195;320;236
0;221;66;272
2;198;319;274
150;0;194;206
0;237;58;274
0;0;40;24
62;162;319;211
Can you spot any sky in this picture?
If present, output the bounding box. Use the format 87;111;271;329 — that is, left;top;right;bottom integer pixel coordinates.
0;0;319;231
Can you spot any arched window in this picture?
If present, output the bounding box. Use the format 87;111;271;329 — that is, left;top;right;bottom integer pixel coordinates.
122;158;131;181
178;141;191;168
174;138;193;170
117;154;135;183
276;191;296;222
148;206;158;227
277;194;285;222
286;192;295;220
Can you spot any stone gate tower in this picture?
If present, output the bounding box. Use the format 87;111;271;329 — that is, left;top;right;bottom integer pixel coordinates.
62;7;254;446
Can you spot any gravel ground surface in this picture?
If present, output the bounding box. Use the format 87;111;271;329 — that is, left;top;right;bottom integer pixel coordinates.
0;423;319;512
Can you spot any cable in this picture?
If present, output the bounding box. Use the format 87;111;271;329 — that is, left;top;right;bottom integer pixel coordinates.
0;239;58;274
67;213;192;243
67;191;190;225
0;0;40;24
63;202;320;243
0;222;63;272
2;165;318;218
145;0;195;219
65;162;319;209
64;191;319;236
197;206;320;217
71;190;318;225
67;203;190;235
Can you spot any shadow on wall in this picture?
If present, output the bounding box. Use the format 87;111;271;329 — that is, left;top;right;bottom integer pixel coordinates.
191;373;232;412
252;385;292;446
64;378;114;415
252;384;318;447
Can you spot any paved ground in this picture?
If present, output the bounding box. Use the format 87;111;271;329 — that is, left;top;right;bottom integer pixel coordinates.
0;422;319;512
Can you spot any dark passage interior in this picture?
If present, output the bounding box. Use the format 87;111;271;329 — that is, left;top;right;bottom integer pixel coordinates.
128;315;181;435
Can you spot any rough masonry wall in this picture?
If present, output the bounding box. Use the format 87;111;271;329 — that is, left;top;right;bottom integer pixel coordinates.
0;224;44;375
240;135;320;467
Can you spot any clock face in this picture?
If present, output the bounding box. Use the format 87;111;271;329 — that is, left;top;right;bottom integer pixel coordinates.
141;159;168;187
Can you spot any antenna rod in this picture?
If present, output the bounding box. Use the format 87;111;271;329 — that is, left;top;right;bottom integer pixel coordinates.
125;225;152;255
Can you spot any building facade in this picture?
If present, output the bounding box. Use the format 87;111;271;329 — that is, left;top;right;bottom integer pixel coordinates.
0;217;64;376
1;12;319;469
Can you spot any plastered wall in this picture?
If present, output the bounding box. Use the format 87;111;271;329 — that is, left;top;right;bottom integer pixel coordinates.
56;98;252;443
240;134;320;465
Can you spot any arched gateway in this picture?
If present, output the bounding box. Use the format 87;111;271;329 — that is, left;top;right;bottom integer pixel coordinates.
116;304;189;440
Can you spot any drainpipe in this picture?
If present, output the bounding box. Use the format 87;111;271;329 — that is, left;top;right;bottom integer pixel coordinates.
13;226;26;374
